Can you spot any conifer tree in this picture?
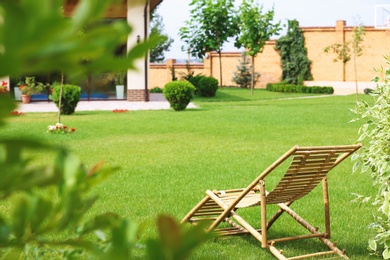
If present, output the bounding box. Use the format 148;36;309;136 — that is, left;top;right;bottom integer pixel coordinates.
232;52;260;88
275;19;313;85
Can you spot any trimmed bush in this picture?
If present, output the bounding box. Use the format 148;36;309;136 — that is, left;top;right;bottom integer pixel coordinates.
266;83;334;95
163;81;196;111
150;87;163;93
189;75;206;94
198;76;218;97
51;83;81;115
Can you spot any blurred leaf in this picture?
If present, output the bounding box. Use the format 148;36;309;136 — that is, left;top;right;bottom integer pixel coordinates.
0;216;11;243
157;215;181;253
12;196;29;241
0;95;16;127
0;0;159;79
107;218;139;259
78;212;121;236
146;215;213;260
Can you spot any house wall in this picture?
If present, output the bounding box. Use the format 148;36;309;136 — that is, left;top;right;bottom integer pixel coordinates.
150;20;390;89
127;1;149;101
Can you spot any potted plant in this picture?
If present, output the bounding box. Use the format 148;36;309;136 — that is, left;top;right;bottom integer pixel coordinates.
0;81;8;94
18;77;45;103
114;71;126;99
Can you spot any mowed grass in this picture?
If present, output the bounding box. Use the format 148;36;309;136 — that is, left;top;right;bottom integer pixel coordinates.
0;89;377;259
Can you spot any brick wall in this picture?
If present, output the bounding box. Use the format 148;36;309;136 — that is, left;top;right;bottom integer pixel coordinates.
150;20;390;89
127;89;148;102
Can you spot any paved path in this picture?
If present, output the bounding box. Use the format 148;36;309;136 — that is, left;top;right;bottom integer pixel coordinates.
16;101;197;113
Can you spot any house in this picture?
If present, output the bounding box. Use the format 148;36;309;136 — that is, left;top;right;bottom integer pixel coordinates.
64;0;165;102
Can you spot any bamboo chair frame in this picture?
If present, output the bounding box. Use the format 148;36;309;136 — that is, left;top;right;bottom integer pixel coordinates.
181;144;362;260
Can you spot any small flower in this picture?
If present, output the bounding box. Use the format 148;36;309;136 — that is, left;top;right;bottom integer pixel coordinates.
10;111;23;116
113;109;128;113
47;123;75;134
0;81;8;93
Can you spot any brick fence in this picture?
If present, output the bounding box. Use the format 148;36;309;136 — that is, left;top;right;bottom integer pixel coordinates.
150;20;390;89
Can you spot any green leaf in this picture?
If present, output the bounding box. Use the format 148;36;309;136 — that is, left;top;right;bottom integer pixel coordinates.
12;196;29;240
0;95;17;127
157;215;182;252
0;216;11;243
79;212;121;236
368;239;377;251
384;248;390;259
108;218;139;259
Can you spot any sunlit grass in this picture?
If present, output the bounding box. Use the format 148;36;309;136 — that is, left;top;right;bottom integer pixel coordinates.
0;89;376;259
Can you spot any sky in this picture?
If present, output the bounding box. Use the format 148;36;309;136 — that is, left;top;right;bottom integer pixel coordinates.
156;0;390;60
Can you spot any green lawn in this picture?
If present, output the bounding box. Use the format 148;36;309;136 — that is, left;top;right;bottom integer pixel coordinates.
0;88;377;259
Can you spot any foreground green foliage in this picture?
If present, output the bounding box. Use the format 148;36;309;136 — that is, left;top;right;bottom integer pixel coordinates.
0;0;156;79
0;0;210;259
352;55;390;259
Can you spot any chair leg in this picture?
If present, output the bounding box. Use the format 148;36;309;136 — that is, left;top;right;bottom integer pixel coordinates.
322;177;331;238
259;180;268;248
275;202;348;259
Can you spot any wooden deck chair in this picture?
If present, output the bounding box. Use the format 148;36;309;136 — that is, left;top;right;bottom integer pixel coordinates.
181;144;362;260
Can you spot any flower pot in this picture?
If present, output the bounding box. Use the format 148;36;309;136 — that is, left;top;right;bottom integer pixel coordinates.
116;85;124;99
14;87;22;100
21;94;31;104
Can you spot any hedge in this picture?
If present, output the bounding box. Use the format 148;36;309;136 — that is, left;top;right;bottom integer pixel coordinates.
266;83;334;94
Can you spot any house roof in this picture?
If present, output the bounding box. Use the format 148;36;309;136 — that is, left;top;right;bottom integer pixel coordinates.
64;0;164;18
150;0;164;11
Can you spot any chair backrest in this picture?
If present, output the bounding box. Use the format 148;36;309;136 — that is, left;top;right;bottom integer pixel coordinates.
264;145;361;204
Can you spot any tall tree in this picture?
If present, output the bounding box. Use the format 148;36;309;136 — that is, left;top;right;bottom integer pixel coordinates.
236;0;281;94
275;19;313;85
149;9;174;63
179;0;239;87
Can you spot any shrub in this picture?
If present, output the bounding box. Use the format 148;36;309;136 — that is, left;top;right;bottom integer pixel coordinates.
352;57;390;257
150;87;163;93
189;75;206;94
198;76;219;97
51;83;81;115
163;81;196;111
265;83;334;94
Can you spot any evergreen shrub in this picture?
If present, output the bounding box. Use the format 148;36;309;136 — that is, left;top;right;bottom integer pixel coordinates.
163;81;196;111
189;75;206;93
198;76;219;97
51;83;81;115
150;87;163;93
266;83;333;94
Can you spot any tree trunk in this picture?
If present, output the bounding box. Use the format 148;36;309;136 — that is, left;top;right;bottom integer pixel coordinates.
251;55;255;95
57;71;64;123
218;50;223;88
353;54;358;102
